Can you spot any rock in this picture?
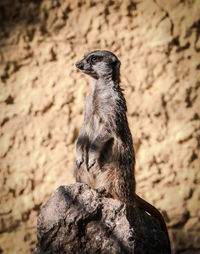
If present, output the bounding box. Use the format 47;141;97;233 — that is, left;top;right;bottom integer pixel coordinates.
33;183;170;254
184;217;200;232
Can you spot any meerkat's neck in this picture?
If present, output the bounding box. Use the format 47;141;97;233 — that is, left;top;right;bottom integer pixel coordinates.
90;74;120;91
89;74;126;114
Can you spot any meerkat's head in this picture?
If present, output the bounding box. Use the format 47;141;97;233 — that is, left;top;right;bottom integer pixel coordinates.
75;50;121;81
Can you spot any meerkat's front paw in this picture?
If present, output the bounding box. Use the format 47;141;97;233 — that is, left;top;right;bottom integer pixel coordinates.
76;158;84;168
87;159;96;171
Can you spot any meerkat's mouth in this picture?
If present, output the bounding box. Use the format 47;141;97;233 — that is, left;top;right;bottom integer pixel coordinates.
81;69;95;75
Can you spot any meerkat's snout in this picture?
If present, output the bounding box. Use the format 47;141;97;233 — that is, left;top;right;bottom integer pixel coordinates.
76;61;84;70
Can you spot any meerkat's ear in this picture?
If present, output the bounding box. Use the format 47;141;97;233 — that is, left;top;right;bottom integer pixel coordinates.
115;60;121;70
110;55;121;69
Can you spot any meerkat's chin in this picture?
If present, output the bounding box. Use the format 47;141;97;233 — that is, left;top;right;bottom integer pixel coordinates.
80;70;98;78
80;69;94;74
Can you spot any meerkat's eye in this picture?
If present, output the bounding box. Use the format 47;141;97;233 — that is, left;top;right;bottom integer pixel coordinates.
90;56;98;63
90;55;102;64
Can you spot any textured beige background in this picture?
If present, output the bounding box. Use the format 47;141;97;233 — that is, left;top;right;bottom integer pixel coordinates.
0;0;200;253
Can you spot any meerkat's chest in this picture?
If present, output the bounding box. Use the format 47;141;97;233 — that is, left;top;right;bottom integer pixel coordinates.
85;92;112;119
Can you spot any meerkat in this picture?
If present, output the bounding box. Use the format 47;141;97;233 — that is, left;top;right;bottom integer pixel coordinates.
74;50;170;251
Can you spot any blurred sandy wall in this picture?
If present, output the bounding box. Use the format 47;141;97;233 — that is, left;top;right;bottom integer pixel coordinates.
0;0;199;253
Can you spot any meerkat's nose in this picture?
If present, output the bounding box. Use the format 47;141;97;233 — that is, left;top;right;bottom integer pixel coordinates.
75;61;84;70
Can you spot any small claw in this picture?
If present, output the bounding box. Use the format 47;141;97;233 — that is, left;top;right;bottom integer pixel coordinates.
76;159;84;169
87;160;96;171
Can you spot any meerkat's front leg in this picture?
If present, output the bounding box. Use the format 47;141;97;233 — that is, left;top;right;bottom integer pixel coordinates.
87;133;112;171
76;134;89;168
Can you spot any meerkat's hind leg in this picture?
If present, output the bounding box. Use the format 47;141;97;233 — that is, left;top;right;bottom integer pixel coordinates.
96;186;112;198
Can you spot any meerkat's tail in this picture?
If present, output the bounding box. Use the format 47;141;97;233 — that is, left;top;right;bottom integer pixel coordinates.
135;194;171;253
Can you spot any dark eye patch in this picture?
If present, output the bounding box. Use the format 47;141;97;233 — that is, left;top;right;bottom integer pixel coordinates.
89;55;103;64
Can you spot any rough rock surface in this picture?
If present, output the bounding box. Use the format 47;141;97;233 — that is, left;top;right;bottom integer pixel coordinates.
33;183;170;254
0;0;200;253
